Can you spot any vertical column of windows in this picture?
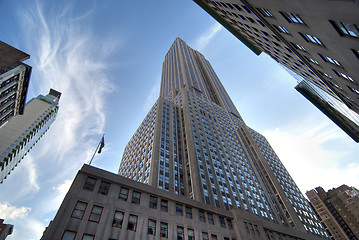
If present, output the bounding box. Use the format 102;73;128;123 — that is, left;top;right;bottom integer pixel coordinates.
186;93;195;199
158;101;170;191
194;97;211;204
173;105;184;195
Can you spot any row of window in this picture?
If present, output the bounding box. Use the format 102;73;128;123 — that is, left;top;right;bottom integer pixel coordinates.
83;177;234;229
69;200;234;240
62;225;233;240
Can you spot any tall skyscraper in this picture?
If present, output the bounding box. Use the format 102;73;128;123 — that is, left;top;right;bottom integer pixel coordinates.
42;38;328;240
0;89;61;183
0;41;32;127
118;37;327;238
306;185;359;240
193;0;359;142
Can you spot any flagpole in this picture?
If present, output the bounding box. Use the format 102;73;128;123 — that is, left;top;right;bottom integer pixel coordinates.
89;134;104;165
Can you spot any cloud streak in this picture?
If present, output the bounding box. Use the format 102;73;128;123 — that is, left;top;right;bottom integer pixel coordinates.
0;202;30;220
20;0;119;168
0;1;122;238
193;23;222;51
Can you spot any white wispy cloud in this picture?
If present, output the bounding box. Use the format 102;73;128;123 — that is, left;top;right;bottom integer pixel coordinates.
18;155;40;197
193;23;222;51
143;79;160;113
19;0;120;169
0;202;30;219
0;202;45;240
0;1;122;239
48;179;73;212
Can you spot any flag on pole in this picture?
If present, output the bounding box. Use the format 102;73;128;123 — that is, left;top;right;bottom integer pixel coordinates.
98;135;105;153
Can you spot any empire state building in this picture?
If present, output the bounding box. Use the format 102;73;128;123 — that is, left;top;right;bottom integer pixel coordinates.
118;37;328;238
43;38;329;240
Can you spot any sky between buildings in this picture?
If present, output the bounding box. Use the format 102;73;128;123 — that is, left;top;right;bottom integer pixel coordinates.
0;0;358;239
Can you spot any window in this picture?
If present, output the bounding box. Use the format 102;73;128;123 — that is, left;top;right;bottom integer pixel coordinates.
281;12;304;24
319;54;341;66
254;225;261;235
131;191;141;204
244;221;250;233
211;234;218;240
202;232;209;240
89;205;103;223
119;187;129;201
257;19;266;27
160;222;168;238
98;181;110;195
71;201;87;219
305;56;319;65
186;206;192;219
208;213;214;225
333;70;355;82
318;70;332;79
352;49;359;59
329;20;359;38
223;238;230;240
219;216;226;228
62;231;76;240
276;25;290;34
161;199;168;212
112;211;124;228
233;4;242;12
257;8;273;18
127;215;138;231
300;33;324;46
83;177;96;191
82;234;95;240
348;86;359;95
188;228;195;240
293;43;306;51
199;210;206;222
176;203;183;216
177;226;185;240
227;218;233;229
149;196;157;209
242;5;251;13
148;219;156;235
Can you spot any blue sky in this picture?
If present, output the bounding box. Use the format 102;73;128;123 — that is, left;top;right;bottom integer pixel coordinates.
0;0;358;239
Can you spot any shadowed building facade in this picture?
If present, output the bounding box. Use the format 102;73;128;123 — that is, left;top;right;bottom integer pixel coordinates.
0;219;13;240
0;41;31;127
0;89;61;183
193;0;359;142
306;185;359;240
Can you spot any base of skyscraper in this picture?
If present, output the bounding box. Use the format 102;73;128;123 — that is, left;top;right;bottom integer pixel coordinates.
41;164;324;240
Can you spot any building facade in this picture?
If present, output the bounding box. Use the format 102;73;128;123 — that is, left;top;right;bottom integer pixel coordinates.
0;89;61;183
0;41;31;127
193;0;359;142
42;164;328;240
0;219;13;240
306;185;359;240
118;38;328;238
